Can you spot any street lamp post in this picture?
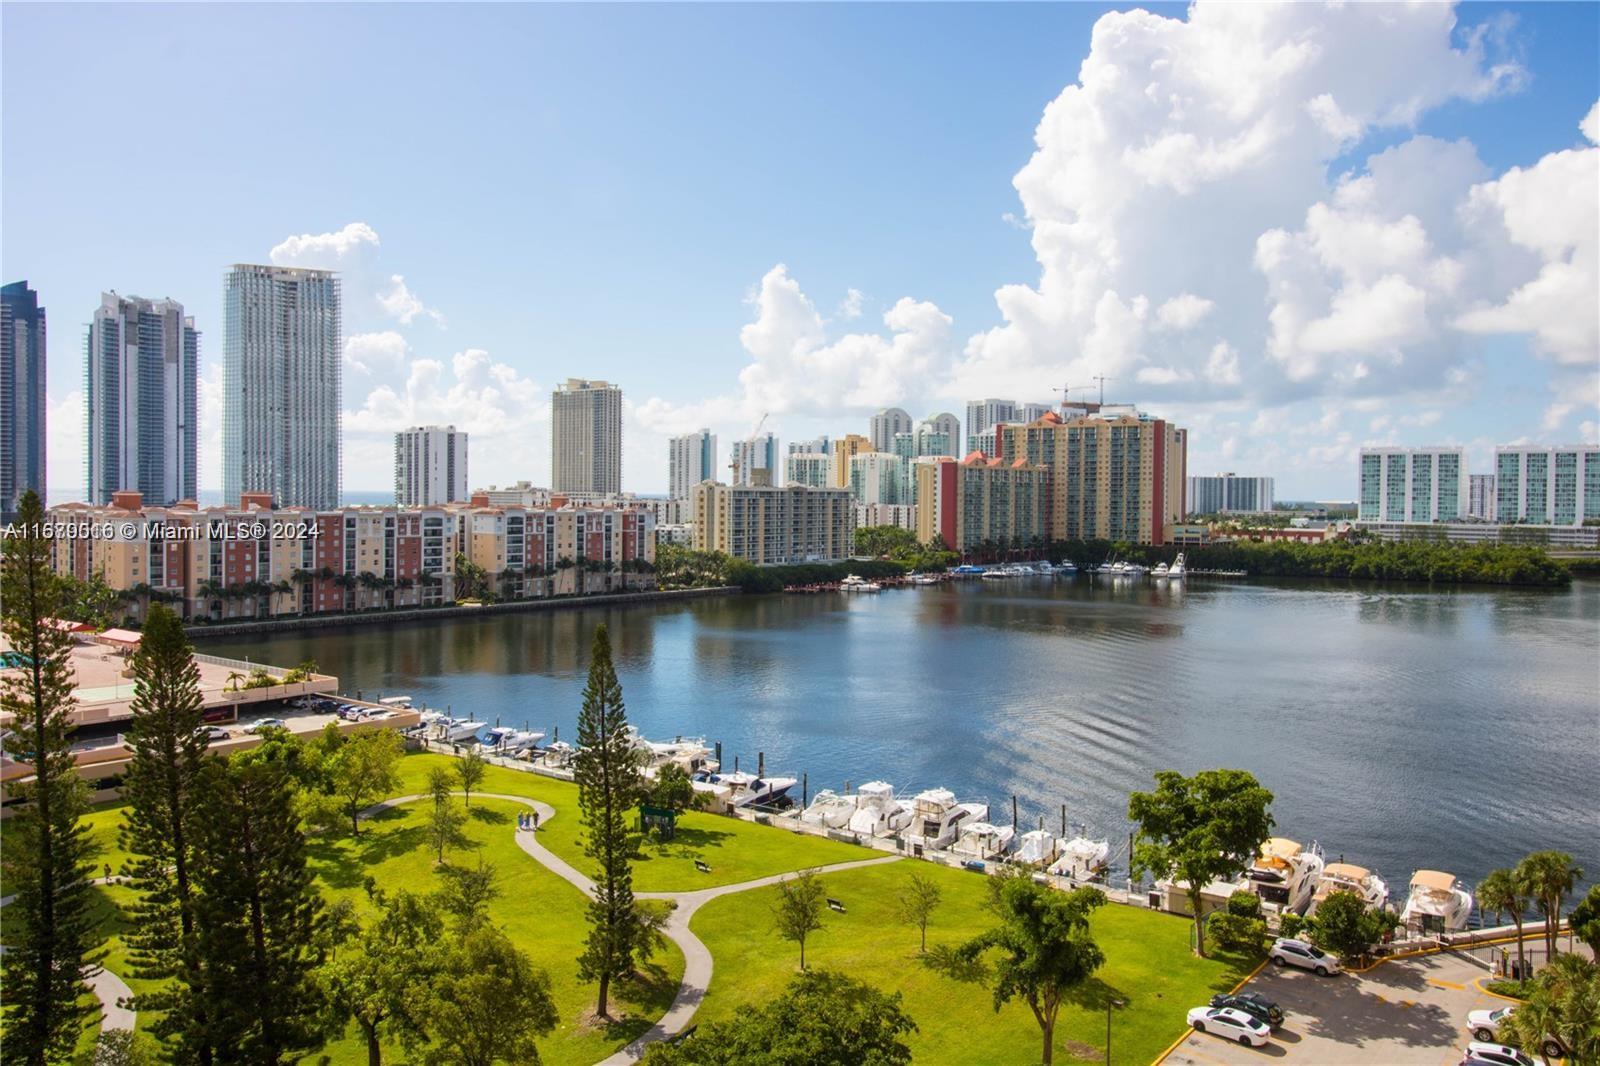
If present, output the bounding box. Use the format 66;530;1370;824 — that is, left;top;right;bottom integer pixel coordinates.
1105;998;1124;1065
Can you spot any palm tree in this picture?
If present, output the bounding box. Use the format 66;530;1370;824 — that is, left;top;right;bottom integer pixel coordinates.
602;559;618;592
332;572;358;612
1517;851;1584;960
1479;868;1533;982
1501;953;1598;1064
225;670;244;693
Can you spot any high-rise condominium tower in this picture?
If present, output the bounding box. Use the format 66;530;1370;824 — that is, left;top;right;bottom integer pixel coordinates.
1;280;47;523
732;432;779;486
85;293;199;506
869;407;913;453
669;428;717;499
223;264;341;509
551;378;622;494
394;425;468;506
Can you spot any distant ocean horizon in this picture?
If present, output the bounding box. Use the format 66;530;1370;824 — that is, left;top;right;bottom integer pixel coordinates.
44;488;397;508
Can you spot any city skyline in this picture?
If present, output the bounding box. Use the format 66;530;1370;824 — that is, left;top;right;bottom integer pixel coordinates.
4;3;1597;502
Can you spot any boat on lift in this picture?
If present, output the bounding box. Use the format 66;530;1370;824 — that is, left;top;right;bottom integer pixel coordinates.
799;789;858;829
1049;833;1112;882
952;822;1016;861
1153;561;1170;578
1166;552;1187;579
1238;837;1326;914
1400;870;1474;932
845;781;914;837
902;788;987;850
1307;862;1389;915
1015;829;1060;867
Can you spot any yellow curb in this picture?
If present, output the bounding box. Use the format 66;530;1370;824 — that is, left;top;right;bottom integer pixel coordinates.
1149;958;1267;1065
1428;978;1467;990
1472;975;1528;1004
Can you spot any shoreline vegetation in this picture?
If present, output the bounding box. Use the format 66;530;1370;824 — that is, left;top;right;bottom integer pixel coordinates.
658;533;1573;593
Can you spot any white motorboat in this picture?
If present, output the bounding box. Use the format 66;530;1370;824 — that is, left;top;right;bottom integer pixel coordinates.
1004;563;1037;576
480;726;545;753
640;733;719;777
845;781;914;837
1096;559;1120;574
1049;835;1112;882
902;788;987;850
799;789;858;829
1400;870;1474;932
435;717;487;742
839;574;882;592
1055;560;1078;574
1120;561;1148;576
1239;837;1326;914
1152;561;1170;578
1016;829;1060;867
1307;862;1389;915
378;695;414;708
1166;552;1187;579
952;822;1016;861
911;573;941;585
540;740;576;768
710;770;798;809
980;568;1012;580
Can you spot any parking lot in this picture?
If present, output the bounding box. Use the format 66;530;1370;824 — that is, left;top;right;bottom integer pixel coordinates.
1164;951;1506;1066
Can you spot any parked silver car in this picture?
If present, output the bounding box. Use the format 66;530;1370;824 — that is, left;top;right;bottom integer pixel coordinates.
1268;937;1341;975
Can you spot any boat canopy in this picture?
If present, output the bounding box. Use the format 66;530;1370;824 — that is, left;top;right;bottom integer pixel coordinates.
1412;870;1456;892
1261;837;1302;860
1323;862;1371;880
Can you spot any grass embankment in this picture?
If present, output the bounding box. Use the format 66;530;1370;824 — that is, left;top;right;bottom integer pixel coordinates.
394;755;873;890
690;860;1256;1066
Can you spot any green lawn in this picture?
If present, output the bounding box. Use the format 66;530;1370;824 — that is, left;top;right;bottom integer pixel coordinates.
313;795;682;1066
397;753;877;890
689;860;1257;1065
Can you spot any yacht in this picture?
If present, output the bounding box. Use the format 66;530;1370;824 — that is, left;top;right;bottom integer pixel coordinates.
634;731;719;777
1307;862;1389;915
441;719;487;743
1016;829;1060;867
1056;560;1078;575
480;726;545;753
1120;560;1148;577
911;573;941;586
540;740;576;768
951;564;986;577
952;822;1016;861
1048;834;1112;883
709;770;798;809
1095;558;1120;575
799;789;858;830
903;788;987;850
1400;870;1474;932
1166;552;1187;579
1152;561;1170;578
839;574;882;593
980;567;1012;580
1239;838;1326;914
845;781;914;837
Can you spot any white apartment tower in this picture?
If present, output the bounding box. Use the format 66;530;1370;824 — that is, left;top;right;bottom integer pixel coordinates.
551;378;622;494
86;293;199;506
394;425;468;506
731;432;779;487
669;428;717;499
1186;473;1275;516
223;264;341;509
1468;474;1496;521
869;407;913;453
784;452;831;489
1357;447;1467;523
925;413;960;457
1494;445;1600;526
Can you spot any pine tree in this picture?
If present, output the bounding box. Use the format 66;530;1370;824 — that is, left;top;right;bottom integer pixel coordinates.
0;490;102;1066
188;758;326;1062
574;623;645;1019
118;602;215;1062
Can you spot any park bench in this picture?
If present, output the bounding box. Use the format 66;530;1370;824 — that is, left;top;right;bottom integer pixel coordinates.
827;898;846;913
694;860;711;874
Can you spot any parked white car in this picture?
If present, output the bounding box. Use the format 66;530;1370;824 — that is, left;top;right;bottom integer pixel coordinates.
243;718;287;734
1268;937;1341;975
1186;1006;1272;1047
1464;1011;1568;1063
1459;1041;1537;1066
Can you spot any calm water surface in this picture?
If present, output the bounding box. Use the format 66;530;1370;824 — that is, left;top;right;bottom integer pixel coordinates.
203;578;1600;891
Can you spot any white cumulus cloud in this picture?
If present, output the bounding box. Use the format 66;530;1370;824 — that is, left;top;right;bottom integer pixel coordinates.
269;222;380;268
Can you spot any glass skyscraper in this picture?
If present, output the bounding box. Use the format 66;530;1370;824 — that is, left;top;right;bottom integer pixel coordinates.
85;293;199;505
1;280;47;523
223;264;342;510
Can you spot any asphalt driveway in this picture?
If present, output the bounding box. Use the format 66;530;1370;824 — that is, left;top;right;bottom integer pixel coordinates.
1163;951;1503;1066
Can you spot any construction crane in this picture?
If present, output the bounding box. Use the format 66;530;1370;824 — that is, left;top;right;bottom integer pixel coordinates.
730;412;770;485
1092;375;1113;406
1057;383;1094;409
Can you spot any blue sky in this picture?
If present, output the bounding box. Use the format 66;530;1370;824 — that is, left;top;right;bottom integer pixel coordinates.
4;2;1596;500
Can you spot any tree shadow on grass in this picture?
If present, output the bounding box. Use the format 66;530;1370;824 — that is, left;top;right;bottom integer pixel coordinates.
468;805;509;824
308;823;428;890
922;943;990;985
641;824;736;864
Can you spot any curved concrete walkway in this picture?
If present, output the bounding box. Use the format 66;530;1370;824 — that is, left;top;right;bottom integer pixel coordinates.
0;876;137;1032
365;790;903;1064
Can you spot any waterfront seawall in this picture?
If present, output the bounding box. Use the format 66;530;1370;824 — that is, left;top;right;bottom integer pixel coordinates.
185;586;740;639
